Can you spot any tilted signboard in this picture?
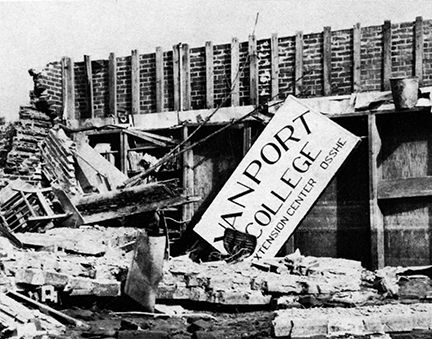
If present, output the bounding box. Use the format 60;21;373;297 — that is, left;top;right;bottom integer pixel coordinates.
194;96;361;259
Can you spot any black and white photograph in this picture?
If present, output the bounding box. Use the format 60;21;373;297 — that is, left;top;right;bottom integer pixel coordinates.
1;0;432;338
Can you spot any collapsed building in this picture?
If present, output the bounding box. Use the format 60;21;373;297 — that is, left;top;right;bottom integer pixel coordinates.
0;16;432;338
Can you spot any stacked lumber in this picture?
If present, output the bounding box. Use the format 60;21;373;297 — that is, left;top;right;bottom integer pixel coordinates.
40;129;81;196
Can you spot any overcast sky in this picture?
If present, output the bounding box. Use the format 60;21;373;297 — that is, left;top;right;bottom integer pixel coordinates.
0;0;431;121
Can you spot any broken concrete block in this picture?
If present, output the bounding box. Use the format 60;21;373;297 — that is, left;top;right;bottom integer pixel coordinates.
193;331;218;339
363;316;385;334
265;276;302;294
212;290;271;305
328;316;365;336
412;311;432;330
43;271;69;288
15;268;45;285
67;277;94;295
91;280;121;297
380;314;414;332
118;330;169;339
272;313;328;338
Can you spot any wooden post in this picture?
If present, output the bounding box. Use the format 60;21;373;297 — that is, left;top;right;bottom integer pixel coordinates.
323;26;332;96
414;16;424;84
108;52;117;118
182;125;194;228
120;131;128;174
243;122;252;155
173;44;180;112
368;113;384;269
155;47;164;112
131;49;140;123
249;34;259;106
61;56;75;120
205;41;214;109
295;31;304;96
353;23;361;92
61;57;68;120
271;33;279;99
84;55;94;119
182;44;191;111
382;20;392;91
231;37;240;106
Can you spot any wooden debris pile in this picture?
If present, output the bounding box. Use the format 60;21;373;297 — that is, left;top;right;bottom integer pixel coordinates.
38;128;198;227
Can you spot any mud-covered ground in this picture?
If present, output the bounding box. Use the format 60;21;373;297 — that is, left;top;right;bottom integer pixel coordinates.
41;296;432;339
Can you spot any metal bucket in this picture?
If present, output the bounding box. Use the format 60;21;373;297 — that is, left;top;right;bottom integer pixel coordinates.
390;77;419;110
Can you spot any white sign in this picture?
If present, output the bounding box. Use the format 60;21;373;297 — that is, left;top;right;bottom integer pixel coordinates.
194;96;361;259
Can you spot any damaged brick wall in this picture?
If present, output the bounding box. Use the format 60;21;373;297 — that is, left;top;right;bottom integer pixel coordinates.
0;106;52;187
0;71;55;187
33;18;432;119
30;62;63;118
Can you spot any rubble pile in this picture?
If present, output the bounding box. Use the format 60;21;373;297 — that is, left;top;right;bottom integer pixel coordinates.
158;251;372;307
273;303;432;337
0;226;136;298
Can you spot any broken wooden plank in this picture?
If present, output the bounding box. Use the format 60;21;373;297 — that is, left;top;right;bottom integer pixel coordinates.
80;195;200;225
378;177;432;199
125;231;166;312
74;135;128;193
123;129;175;148
8;291;90;329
